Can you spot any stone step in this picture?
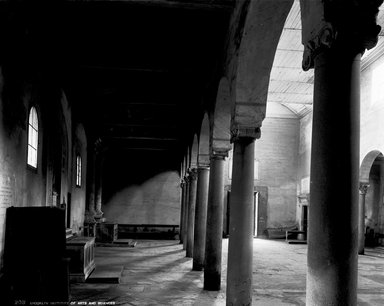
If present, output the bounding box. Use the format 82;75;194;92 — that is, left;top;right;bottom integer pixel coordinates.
287;240;307;245
87;265;124;284
113;239;137;247
66;228;73;240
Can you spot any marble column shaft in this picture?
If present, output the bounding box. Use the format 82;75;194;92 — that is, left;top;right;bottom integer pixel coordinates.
179;181;186;244
306;48;361;306
186;169;198;257
183;176;190;250
94;154;104;218
85;148;96;223
204;153;226;290
358;183;369;255
192;167;210;271
226;137;255;305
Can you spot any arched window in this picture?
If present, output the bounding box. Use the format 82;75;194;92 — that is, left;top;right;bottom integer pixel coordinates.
76;155;82;187
27;106;39;168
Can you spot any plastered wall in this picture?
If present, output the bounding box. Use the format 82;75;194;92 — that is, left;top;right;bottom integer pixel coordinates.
0;65;85;268
102;151;181;225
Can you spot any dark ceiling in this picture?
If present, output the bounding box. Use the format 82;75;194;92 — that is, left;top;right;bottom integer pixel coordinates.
1;0;232;165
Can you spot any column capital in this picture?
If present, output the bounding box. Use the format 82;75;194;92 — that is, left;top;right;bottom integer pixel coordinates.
188;168;198;180
94;210;104;220
211;149;229;160
230;125;261;143
198;153;210;168
180;179;186;188
197;166;210;172
85;209;96;224
359;182;370;195
301;0;383;71
184;174;190;184
94;137;103;153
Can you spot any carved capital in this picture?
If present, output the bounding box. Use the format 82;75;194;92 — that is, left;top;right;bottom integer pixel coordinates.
180;179;186;188
94;210;104;220
84;209;96;224
302;0;383;71
230;126;261;143
188;168;198;180
359;182;370;195
303;23;336;71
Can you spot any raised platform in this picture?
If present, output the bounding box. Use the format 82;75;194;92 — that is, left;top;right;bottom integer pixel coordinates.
87;265;124;284
96;239;137;247
118;224;179;240
287;240;307;244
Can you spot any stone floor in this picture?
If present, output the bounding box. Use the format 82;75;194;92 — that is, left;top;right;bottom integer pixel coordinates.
70;239;384;305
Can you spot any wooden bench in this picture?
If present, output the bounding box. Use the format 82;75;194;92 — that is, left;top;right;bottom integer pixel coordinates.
66;236;96;282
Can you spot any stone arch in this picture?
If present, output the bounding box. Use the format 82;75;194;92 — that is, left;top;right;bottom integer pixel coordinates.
198;113;210;167
359;150;384;245
212;77;231;153
360;150;383;183
227;0;294;131
190;134;198;169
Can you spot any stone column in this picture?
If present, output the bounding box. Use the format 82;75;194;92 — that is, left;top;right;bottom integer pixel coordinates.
301;3;382;304
192;166;210;270
304;35;365;306
183;175;190;250
179;180;186;244
186;168;198;258
85;147;96;223
204;151;227;290
94;153;104;220
358;183;369;255
226;129;257;305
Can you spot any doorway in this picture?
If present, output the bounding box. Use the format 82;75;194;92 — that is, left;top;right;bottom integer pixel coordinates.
226;189;267;237
253;192;259;237
302;205;308;233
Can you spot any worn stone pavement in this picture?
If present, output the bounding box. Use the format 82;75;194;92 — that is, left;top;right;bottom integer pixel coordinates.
70;239;384;305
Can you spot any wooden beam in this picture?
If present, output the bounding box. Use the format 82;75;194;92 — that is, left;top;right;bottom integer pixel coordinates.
65;0;234;11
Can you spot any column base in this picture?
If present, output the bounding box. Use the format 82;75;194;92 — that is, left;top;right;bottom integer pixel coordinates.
94;211;104;220
192;262;204;271
84;210;96;223
204;272;221;291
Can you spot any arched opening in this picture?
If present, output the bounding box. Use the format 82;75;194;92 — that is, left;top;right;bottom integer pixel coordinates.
27;106;39;169
360;150;384;248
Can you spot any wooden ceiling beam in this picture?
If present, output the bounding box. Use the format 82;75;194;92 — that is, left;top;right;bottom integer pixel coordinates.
65;0;234;11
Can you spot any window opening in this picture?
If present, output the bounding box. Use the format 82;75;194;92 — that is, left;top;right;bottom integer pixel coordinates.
76;155;82;187
27;107;38;168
